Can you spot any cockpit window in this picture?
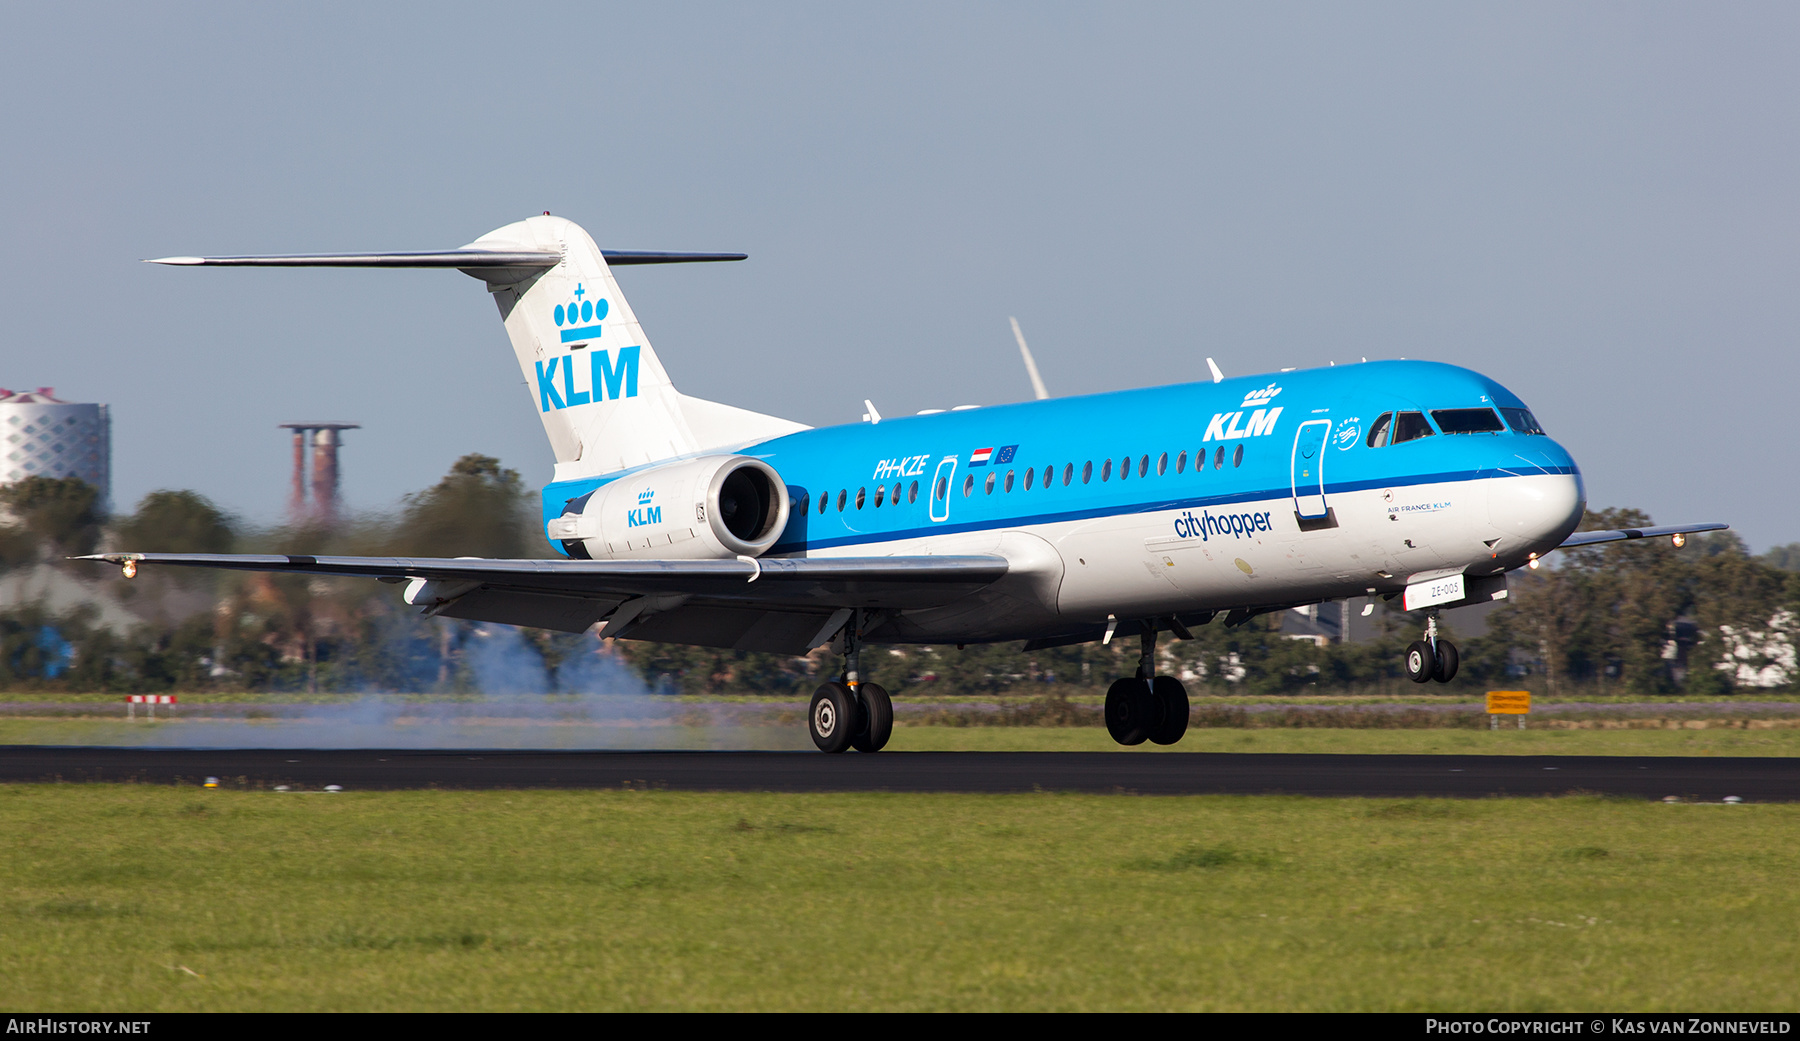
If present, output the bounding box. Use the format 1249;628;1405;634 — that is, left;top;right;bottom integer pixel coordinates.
1366;412;1393;448
1392;411;1435;444
1431;408;1505;434
1500;407;1545;435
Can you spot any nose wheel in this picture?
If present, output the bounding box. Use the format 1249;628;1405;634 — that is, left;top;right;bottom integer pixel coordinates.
1405;613;1460;684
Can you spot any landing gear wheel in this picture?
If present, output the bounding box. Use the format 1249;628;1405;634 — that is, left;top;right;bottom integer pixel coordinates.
1105;677;1154;746
809;681;857;753
1148;676;1189;746
1433;640;1460;684
850;682;893;752
1404;641;1435;684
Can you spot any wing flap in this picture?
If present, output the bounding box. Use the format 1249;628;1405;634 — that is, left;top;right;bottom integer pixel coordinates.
429;588;626;634
619;604;847;655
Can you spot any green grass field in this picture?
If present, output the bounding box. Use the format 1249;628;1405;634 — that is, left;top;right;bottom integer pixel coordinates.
2;785;1796;1011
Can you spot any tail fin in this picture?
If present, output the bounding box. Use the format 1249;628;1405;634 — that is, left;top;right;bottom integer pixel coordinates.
150;215;806;480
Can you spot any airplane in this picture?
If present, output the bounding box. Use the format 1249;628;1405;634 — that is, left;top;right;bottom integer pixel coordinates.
86;213;1728;753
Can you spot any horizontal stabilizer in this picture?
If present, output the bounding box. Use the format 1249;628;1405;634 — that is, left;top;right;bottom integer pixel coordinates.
146;250;745;267
1559;522;1728;549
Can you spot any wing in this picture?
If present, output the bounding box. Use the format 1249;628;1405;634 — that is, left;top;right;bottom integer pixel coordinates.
1558;522;1728;549
78;552;1008;653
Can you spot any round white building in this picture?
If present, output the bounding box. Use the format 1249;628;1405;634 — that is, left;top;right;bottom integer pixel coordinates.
1;387;111;507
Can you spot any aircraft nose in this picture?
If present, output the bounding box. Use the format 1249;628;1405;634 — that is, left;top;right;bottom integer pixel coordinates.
1487;470;1585;553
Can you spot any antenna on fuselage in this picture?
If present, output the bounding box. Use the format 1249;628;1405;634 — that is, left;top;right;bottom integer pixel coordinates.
1010;317;1050;400
1206;358;1225;383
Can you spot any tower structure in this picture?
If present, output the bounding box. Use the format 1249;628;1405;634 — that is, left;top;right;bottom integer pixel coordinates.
1;387;111;509
279;422;359;525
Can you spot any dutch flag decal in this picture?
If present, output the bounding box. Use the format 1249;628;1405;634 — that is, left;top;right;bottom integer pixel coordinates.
969;447;993;466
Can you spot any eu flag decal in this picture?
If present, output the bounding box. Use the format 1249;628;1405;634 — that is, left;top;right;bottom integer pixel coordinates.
994;445;1018;465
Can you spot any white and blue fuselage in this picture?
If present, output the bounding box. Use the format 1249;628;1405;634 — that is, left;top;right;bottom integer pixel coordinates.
541;359;1584;645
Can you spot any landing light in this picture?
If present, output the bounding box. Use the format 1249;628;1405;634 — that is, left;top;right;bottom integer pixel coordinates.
1527;554;1540;570
121;559;137;579
1672;533;1687;548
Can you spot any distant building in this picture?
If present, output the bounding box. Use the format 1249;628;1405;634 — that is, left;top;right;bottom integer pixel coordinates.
0;387;111;508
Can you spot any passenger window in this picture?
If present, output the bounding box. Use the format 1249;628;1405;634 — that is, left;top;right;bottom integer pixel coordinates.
1176;450;1187;474
874;485;886;507
1044;464;1055;488
1431;408;1505;434
817;491;828;515
1004;469;1015;493
985;472;996;495
1063;463;1074;486
1392;411;1435;444
1082;461;1093;484
1213;446;1224;469
1024;467;1035;491
934;478;945;500
963;474;974;497
1101;459;1112;482
1232;444;1244;467
891;483;901;505
910;480;920;503
856;487;866;509
1142;455;1152;478
1500;407;1545;435
1366;412;1393;448
837;490;847;512
1157;453;1168;476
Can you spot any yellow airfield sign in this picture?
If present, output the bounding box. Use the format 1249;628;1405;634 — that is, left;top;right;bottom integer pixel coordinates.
1486;691;1531;715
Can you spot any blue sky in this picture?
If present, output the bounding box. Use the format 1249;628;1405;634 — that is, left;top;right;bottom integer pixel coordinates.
3;3;1794;549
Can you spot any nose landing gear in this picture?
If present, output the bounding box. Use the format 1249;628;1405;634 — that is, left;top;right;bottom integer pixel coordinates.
1104;626;1190;746
1405;611;1460;684
808;610;894;753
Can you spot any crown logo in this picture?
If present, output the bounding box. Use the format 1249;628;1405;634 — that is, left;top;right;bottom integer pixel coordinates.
553;283;610;343
1240;382;1282;409
637;489;655;504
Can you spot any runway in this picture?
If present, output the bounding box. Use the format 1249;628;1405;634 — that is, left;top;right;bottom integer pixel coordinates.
4;746;1799;800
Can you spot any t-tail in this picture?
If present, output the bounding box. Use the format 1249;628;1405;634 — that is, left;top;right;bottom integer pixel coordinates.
149;214;807;481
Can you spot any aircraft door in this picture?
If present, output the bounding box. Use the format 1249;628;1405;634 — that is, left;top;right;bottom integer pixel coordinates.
929;456;957;523
1291;419;1330;519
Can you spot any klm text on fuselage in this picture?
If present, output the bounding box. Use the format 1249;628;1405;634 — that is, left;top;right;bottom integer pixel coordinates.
1202;406;1283;441
537;346;642;412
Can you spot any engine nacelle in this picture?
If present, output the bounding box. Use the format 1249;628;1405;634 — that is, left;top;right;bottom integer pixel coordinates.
545;455;790;560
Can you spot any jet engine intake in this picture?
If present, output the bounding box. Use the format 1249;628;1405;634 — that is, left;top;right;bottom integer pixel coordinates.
547;456;790;560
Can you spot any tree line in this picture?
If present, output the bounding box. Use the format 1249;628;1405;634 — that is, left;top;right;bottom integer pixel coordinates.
2;464;1795;696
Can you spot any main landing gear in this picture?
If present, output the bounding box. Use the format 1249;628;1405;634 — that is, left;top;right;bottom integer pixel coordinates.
808;611;893;753
1104;626;1190;747
1404;611;1460;684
